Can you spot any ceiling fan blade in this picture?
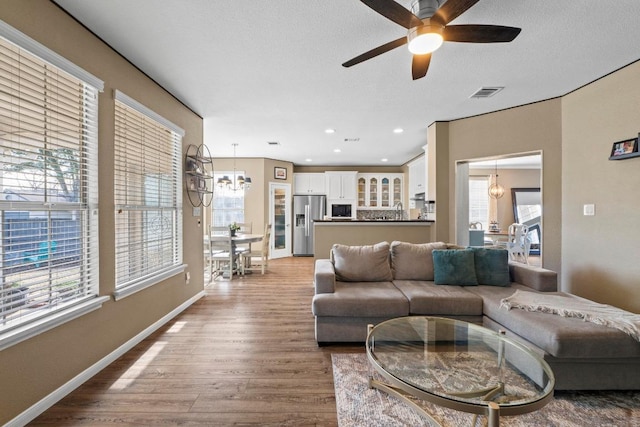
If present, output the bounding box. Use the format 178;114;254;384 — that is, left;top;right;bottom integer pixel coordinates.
432;0;480;26
411;53;431;80
342;36;407;67
361;0;423;29
444;25;521;43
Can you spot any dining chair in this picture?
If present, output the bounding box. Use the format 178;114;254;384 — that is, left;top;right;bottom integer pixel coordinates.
208;225;242;279
235;222;253;255
241;223;271;275
506;223;531;264
203;234;223;280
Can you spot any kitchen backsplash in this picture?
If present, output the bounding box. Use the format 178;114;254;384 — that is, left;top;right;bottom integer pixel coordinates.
357;209;406;220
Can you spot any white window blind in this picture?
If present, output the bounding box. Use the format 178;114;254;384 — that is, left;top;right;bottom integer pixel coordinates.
212;172;245;228
0;29;102;340
469;176;490;229
114;91;183;297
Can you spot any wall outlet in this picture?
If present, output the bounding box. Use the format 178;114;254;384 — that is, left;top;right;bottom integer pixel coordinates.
192;207;201;217
583;204;595;216
185;271;190;284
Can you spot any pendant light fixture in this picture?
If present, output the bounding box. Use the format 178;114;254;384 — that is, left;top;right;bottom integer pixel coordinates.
217;143;251;191
488;160;505;199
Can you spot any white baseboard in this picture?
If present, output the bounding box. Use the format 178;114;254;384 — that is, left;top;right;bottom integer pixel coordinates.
6;290;206;427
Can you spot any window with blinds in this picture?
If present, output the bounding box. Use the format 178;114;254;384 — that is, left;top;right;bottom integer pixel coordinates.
0;27;102;339
212;172;245;228
114;91;183;298
469;176;490;229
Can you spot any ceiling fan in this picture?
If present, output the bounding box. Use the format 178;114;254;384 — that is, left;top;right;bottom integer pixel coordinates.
343;0;521;80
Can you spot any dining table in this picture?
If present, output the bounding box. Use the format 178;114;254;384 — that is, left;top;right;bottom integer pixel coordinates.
484;230;509;245
210;233;264;278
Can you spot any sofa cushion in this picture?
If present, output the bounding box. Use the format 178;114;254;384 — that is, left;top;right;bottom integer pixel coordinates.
509;262;557;292
331;242;392;282
312;281;409;317
393;280;483;315
472;247;510;286
433;249;478;286
467;285;640;359
390;241;447;280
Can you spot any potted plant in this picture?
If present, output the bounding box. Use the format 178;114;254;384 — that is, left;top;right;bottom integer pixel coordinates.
229;222;240;236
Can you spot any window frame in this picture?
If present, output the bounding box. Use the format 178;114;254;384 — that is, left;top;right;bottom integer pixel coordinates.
0;21;108;351
469;175;490;229
112;90;185;300
211;171;245;228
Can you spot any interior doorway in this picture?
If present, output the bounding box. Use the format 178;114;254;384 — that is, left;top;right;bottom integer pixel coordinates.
269;182;291;258
455;152;543;263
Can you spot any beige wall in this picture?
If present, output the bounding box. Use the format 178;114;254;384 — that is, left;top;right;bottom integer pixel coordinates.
427;122;451;242
0;2;204;423
561;60;640;312
429;99;563;273
429;62;640;312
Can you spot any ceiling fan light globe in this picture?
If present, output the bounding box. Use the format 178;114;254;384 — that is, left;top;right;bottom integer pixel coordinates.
408;33;443;54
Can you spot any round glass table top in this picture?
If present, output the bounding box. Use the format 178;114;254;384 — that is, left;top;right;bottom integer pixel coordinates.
366;316;555;415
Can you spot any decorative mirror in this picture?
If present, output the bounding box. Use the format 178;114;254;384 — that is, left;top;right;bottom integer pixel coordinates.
511;188;541;254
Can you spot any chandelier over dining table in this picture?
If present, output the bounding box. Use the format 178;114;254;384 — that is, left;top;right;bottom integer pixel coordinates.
217;143;251;191
488;159;505;199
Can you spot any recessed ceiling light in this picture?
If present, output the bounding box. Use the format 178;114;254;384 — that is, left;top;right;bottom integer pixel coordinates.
333;148;341;153
325;128;335;134
393;128;404;134
305;158;312;162
381;158;388;162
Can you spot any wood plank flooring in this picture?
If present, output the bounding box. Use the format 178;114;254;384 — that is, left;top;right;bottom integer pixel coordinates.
30;257;362;426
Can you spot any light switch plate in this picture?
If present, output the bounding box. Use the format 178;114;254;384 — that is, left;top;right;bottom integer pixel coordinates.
583;204;595;216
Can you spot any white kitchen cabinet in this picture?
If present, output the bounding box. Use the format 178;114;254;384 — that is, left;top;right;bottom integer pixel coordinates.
325;171;357;200
293;173;325;194
357;173;403;209
408;155;426;197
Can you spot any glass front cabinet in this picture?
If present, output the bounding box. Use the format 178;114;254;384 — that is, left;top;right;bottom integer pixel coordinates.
357;173;403;209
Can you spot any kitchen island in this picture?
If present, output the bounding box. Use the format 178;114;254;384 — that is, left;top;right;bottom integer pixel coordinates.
313;219;434;259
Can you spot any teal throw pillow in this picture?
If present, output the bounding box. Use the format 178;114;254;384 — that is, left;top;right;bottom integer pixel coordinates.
472;247;510;286
432;249;478;286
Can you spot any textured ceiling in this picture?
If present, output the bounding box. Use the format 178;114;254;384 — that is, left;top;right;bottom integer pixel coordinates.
54;0;640;166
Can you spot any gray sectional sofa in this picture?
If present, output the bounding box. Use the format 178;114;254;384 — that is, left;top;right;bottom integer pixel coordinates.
311;241;640;390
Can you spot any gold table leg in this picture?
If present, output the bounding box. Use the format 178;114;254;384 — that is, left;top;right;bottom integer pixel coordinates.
369;377;446;427
370;377;506;427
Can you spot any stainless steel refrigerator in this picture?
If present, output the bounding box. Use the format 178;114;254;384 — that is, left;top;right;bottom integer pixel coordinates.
293;194;326;256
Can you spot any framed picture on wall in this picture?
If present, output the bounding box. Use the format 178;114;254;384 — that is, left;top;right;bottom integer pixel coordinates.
609;138;637;158
274;167;287;180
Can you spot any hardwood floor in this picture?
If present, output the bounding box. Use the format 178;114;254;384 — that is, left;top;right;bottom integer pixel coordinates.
30;257;362;426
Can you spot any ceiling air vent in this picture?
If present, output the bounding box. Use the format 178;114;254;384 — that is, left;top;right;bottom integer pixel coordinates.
344;138;360;142
470;86;504;99
267;141;280;146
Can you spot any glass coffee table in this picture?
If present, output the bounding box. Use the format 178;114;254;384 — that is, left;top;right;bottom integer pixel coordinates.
366;317;555;427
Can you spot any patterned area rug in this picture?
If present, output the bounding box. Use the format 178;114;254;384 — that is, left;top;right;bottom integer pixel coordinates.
332;353;640;427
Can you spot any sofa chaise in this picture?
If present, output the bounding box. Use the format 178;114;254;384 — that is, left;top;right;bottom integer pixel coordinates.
311;241;640;390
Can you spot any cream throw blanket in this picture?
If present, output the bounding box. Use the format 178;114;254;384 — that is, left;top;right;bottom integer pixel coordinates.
500;290;640;342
